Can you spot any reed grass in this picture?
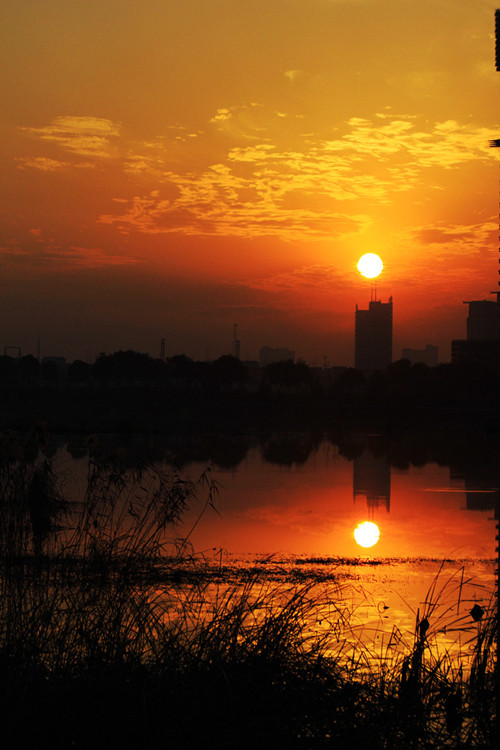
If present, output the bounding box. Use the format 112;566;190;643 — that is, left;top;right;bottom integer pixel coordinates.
0;431;497;749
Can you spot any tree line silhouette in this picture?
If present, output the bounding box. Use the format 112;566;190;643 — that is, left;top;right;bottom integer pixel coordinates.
0;350;498;432
0;351;314;390
0;349;497;397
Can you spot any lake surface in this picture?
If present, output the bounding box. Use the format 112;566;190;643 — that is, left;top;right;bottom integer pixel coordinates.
57;432;499;559
166;438;498;561
169;435;498;636
27;430;497;667
57;432;498;612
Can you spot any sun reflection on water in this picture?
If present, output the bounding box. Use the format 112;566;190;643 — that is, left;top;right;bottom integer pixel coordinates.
354;521;380;548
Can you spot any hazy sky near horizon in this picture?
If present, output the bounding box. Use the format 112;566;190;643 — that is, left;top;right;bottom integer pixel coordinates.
1;0;500;364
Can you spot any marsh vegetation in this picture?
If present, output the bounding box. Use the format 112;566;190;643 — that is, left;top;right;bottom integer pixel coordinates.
0;430;497;748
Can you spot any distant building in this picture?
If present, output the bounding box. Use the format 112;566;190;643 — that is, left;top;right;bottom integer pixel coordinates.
401;345;439;367
451;299;500;370
465;300;499;341
354;297;393;371
259;346;295;366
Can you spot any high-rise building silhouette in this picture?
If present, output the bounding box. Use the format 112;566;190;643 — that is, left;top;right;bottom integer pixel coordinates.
465;300;499;340
451;300;500;370
354;297;393;370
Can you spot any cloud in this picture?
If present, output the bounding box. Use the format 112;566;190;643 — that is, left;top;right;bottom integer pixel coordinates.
16;157;70;171
246;264;352;295
98;184;366;241
209;102;269;140
101;111;497;241
21;116;121;159
210;108;232;122
284;69;303;83
413;221;497;248
324;117;494;169
0;242;141;273
65;246;141;269
21;109;498;244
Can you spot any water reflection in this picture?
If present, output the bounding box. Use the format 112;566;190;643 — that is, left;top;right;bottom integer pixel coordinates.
171;437;498;561
55;431;500;561
353;521;380;548
353;449;391;512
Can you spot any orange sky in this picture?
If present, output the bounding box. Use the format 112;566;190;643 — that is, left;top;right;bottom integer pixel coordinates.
1;0;500;364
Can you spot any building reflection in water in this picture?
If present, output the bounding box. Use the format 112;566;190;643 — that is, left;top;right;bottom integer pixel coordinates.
353;449;391;514
451;461;499;620
451;465;499;517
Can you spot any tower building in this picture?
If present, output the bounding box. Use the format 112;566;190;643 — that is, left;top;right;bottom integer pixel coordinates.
465;300;499;341
354;297;393;371
451;299;500;370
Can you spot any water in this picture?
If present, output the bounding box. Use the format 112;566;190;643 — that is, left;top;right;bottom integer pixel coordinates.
1;428;495;681
170;436;497;649
168;438;498;560
57;432;497;626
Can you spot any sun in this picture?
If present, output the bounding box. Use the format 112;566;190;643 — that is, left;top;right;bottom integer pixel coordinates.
354;521;380;548
357;253;383;279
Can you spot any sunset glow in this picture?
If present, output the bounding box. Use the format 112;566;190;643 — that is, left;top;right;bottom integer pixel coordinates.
1;1;499;363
